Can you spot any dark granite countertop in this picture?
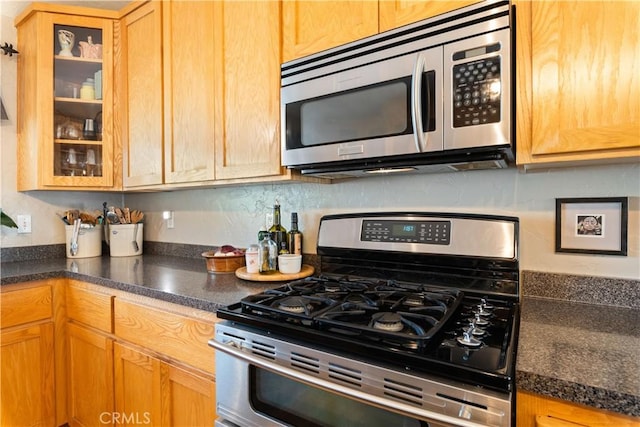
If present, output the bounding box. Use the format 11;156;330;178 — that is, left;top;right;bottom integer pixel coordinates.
1;255;638;418
0;255;279;312
517;296;640;417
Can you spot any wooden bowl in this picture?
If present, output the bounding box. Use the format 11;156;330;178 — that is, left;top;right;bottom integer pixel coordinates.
202;250;246;273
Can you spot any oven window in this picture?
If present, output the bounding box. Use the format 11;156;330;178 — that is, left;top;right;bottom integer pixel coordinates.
250;367;427;427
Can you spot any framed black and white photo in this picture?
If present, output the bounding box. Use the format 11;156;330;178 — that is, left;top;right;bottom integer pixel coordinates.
555;197;628;256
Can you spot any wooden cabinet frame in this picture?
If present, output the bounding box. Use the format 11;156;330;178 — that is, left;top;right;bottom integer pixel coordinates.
515;0;640;169
15;6;119;190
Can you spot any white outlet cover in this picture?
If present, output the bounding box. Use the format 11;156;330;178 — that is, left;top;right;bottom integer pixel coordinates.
17;214;32;234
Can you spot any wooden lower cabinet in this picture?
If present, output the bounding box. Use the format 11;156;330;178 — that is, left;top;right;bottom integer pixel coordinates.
517;390;640;427
0;322;56;427
65;281;218;426
1;282;57;426
4;279;218;426
114;341;215;426
164;362;216;426
114;342;161;425
67;323;115;427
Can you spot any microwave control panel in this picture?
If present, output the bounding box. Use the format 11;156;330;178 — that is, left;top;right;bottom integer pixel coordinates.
361;220;451;245
452;43;502;128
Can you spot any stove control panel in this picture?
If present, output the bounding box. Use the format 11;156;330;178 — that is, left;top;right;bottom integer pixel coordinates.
318;213;517;259
361;220;451;245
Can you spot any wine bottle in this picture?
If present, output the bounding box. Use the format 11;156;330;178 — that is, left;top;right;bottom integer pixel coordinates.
287;212;303;255
269;201;288;255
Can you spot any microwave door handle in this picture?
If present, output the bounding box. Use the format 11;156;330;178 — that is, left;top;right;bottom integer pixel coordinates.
411;53;428;152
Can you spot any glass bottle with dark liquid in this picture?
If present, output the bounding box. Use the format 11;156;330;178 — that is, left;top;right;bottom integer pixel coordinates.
287;212;303;255
269;201;288;255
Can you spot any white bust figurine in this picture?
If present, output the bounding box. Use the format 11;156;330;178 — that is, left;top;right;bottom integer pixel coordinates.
58;30;75;57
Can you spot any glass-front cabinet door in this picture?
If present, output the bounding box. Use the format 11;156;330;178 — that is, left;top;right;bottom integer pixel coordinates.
16;9;115;190
53;23;106;179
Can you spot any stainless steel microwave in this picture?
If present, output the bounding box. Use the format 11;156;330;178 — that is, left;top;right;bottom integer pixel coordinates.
280;0;514;179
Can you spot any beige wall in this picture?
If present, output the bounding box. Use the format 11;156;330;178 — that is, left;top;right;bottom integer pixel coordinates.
1;2;639;280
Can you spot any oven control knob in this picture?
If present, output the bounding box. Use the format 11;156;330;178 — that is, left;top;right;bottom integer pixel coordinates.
456;329;482;347
471;313;489;326
468;323;486;336
475;304;492;316
480;298;494;309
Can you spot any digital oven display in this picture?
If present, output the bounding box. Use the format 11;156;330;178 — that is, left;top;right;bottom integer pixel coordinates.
361;220;451;245
392;224;416;237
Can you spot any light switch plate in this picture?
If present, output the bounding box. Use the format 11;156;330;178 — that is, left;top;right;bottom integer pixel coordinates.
17;214;32;233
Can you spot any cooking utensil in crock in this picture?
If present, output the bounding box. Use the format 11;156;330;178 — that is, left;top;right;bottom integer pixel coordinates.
69;218;81;256
132;223;139;252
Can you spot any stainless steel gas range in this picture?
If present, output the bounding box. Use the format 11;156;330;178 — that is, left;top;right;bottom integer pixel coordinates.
210;212;520;427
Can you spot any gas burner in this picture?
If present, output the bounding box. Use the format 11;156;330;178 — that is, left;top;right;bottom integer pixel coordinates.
403;295;424;306
321;282;344;293
288;276;373;294
277;296;311;314
371;312;404;332
334;279;371;293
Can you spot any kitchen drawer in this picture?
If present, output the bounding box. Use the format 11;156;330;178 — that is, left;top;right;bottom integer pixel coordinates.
67;284;114;333
1;284;53;328
114;298;216;375
517;390;639;427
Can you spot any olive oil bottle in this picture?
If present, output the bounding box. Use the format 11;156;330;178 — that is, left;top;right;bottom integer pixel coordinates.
269;201;288;254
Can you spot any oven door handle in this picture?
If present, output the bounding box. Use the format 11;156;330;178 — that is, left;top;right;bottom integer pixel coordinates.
210;338;492;427
411;52;429;153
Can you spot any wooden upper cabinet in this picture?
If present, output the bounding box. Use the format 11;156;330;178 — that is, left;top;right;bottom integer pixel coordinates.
119;0;216;189
282;1;378;63
162;1;216;184
119;0;285;189
119;1;164;188
15;7;117;191
213;0;283;180
379;0;481;32
282;1;482;62
516;0;640;167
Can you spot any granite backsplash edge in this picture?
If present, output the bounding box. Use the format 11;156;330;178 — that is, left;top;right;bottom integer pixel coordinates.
522;270;640;309
2;243;638;308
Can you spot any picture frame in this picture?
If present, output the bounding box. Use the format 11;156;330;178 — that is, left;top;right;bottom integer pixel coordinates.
555;197;628;256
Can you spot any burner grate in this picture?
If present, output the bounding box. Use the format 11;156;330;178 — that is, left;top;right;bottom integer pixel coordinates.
240;276;463;347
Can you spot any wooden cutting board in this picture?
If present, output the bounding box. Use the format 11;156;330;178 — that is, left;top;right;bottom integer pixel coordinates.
235;264;314;282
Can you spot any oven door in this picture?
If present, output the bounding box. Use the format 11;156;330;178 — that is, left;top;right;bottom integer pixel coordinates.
211;334;509;427
280;47;443;168
214;347;458;427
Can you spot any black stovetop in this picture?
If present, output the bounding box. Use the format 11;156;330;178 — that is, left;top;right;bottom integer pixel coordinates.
216;275;519;392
